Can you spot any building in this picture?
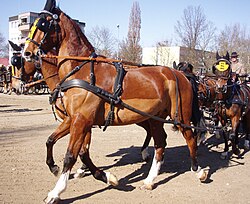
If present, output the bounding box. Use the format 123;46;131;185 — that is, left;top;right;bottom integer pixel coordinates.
142;46;215;73
8;12;86;59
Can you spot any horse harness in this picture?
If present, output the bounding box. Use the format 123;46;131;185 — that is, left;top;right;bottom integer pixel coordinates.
27;13;206;132
45;54;206;132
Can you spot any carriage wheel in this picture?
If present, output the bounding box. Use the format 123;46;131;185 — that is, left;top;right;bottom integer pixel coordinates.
28;86;35;94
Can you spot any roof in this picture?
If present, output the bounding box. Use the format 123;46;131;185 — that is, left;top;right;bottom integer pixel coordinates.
0;58;9;66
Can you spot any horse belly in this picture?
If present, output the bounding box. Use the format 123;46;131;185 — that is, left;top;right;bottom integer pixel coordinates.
112;98;164;125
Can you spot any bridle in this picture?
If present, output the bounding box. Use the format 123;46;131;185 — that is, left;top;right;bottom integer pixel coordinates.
25;10;60;62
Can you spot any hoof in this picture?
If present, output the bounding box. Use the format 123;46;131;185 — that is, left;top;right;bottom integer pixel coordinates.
220;152;228;160
233;148;242;156
140;182;154;190
191;166;208;182
74;168;86;178
51;165;60;177
43;196;60;204
106;172;118;186
198;170;208;182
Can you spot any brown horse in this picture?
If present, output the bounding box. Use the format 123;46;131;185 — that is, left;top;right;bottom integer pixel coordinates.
213;52;250;158
23;0;207;202
19;43;153;178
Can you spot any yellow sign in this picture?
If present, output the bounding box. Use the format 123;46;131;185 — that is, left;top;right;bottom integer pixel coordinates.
215;61;229;72
26;18;39;44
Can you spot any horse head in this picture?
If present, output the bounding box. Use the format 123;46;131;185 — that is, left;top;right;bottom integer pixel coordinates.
212;51;231;77
9;41;36;94
211;51;233;101
23;0;95;64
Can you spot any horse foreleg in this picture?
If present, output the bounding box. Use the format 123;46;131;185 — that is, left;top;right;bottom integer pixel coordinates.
230;115;241;156
46;116;71;176
220;130;229;159
45;113;89;203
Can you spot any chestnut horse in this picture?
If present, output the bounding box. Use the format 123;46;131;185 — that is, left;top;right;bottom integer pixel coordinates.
23;0;207;202
18;43;155;177
213;52;250;158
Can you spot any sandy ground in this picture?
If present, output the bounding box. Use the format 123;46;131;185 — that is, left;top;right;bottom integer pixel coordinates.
0;93;250;204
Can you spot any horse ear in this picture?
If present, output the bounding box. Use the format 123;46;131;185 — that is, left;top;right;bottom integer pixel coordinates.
173;61;177;69
8;40;22;52
216;51;220;60
43;0;56;12
225;51;230;60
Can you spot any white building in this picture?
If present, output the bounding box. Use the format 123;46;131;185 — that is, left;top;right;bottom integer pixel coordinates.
142;46;182;67
142;46;214;73
8;12;86;59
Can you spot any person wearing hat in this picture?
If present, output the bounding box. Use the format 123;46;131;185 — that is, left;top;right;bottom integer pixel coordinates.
230;52;247;75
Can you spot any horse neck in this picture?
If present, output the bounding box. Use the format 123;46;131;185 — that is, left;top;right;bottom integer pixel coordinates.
58;14;94;62
41;60;59;91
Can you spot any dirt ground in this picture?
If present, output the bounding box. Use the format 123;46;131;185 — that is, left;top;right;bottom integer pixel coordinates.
0;93;250;204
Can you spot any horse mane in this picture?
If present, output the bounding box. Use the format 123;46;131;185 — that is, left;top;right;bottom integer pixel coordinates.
54;7;95;54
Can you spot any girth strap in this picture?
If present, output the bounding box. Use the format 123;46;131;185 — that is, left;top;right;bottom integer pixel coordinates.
60;79;122;106
103;62;127;131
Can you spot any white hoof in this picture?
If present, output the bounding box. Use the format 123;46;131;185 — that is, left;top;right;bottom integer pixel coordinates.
244;140;250;150
191;166;208;182
43;195;60;204
74;168;86;178
105;172;118;186
220;152;228;160
140;181;154;190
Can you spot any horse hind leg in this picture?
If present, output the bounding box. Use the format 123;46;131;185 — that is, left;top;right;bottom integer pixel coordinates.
141;120;166;190
180;125;208;182
75;131;118;186
137;120;152;162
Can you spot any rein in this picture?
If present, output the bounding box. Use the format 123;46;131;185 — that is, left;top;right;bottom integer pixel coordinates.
24;73;58;88
41;54;146;68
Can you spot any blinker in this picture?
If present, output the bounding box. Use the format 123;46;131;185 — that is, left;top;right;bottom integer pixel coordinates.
36;18;50;33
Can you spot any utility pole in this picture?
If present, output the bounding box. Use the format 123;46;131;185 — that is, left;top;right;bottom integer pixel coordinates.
117;24;120;59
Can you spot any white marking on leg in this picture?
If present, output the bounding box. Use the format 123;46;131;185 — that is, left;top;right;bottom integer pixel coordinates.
105;172;118;186
74;168;86;178
47;171;70;200
144;151;163;186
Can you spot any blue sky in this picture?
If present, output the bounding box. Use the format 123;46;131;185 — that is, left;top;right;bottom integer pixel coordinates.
1;0;250;47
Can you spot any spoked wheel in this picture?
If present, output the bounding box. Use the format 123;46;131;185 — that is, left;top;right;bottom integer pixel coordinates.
28;86;35;94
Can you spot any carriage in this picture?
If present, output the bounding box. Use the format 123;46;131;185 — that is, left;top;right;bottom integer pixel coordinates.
0;65;12;94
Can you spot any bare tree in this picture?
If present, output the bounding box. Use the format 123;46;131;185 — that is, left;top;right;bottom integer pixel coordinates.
119;1;142;63
87;26;117;57
217;23;250;72
175;6;216;68
0;32;9;58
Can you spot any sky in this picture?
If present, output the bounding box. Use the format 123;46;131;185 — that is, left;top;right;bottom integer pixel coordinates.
1;0;250;47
